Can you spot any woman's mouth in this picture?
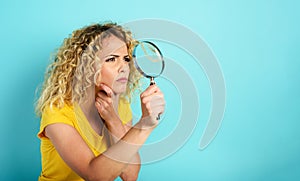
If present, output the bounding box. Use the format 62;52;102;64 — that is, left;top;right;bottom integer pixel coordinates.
116;77;128;83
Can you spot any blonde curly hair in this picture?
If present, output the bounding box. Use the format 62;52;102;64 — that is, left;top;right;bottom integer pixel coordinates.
35;22;142;117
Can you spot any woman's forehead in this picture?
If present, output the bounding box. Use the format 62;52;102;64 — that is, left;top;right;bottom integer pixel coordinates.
97;35;127;57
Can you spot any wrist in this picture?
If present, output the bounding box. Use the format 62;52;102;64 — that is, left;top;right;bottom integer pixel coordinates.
104;114;121;126
105;118;123;130
135;116;157;131
104;116;127;138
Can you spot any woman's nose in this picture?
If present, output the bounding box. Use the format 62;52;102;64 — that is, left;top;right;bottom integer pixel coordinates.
118;60;129;73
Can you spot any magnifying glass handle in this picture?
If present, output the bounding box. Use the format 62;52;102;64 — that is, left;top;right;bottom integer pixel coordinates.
150;77;155;86
149;77;161;120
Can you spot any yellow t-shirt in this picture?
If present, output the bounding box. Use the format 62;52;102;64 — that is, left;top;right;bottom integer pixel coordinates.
37;98;132;181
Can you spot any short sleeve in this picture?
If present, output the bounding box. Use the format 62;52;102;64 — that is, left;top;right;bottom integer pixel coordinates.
37;104;75;139
118;98;133;125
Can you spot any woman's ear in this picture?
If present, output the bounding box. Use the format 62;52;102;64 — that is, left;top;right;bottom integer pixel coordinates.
94;69;101;86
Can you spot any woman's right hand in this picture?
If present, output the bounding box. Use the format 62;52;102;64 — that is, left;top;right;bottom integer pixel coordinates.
139;84;165;128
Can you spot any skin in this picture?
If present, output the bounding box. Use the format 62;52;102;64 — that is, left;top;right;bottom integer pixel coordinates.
44;35;165;181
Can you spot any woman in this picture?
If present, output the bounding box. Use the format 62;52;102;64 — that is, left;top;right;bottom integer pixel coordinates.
35;22;165;181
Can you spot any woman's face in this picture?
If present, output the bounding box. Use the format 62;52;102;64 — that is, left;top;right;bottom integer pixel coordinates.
96;35;130;94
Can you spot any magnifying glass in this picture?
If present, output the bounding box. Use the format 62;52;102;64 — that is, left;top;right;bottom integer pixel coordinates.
132;41;165;85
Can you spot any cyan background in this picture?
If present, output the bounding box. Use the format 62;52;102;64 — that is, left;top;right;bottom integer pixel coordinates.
0;0;299;180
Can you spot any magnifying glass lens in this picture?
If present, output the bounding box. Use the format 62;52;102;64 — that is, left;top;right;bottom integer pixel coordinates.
133;41;164;80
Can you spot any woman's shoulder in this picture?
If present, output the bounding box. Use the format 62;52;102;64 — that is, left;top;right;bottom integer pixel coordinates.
42;102;75;120
38;103;76;139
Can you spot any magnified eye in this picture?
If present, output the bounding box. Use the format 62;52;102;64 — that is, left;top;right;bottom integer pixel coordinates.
105;57;116;62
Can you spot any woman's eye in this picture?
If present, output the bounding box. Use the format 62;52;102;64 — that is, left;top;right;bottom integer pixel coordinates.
124;57;131;62
105;57;115;62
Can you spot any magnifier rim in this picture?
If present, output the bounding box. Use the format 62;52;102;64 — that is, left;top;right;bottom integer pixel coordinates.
132;40;165;78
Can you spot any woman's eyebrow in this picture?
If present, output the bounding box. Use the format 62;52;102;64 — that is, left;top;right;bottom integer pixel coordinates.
105;54;129;58
105;54;119;58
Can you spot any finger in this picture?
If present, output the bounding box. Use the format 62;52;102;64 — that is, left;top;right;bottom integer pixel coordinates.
99;83;113;97
142;97;165;116
97;91;113;104
141;85;161;98
96;88;114;106
97;90;107;98
141;93;164;105
95;101;103;112
96;97;110;109
142;90;164;101
141;85;158;98
149;100;165;111
152;105;165;115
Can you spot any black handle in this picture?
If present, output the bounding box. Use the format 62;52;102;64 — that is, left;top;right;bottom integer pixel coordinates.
150;77;155;86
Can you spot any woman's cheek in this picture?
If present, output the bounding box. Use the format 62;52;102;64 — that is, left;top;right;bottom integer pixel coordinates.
100;68;115;88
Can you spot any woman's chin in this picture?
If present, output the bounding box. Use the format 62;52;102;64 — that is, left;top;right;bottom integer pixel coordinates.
112;87;127;95
112;83;127;92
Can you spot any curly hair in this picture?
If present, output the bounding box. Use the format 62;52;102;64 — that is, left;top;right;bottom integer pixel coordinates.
35;22;142;117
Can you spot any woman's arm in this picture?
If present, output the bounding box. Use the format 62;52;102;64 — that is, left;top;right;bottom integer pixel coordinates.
119;153;141;181
45;118;153;181
105;120;141;181
45;85;164;181
95;84;164;180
